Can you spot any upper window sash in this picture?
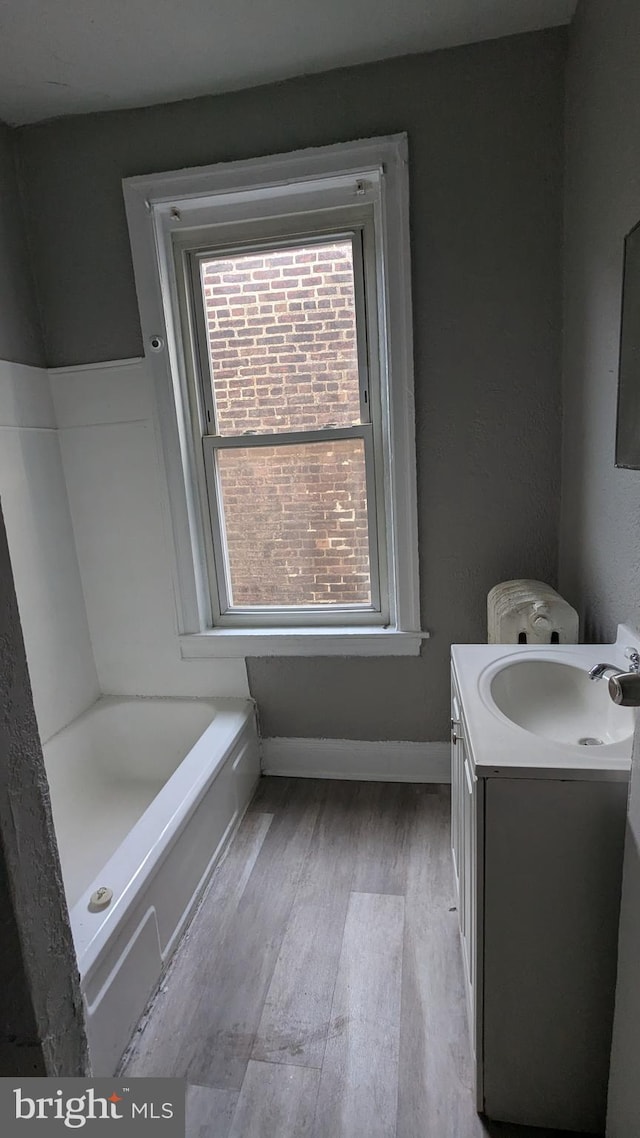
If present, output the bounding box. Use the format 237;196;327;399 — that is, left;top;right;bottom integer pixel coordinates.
182;227;372;441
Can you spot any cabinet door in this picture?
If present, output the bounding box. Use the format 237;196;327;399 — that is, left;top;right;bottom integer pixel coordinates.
462;747;476;999
451;663;482;1091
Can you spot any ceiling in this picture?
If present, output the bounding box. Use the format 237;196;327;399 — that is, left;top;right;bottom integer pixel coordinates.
0;0;576;127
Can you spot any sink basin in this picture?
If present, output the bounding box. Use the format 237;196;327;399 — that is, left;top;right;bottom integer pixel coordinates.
487;659;634;746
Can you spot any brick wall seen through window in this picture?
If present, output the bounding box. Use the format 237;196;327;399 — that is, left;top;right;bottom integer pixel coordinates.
201;241;373;607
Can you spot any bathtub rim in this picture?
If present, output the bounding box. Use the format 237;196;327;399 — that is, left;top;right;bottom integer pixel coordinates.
51;697;256;982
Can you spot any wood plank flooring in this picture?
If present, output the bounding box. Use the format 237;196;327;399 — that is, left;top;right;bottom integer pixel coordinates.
122;778;585;1138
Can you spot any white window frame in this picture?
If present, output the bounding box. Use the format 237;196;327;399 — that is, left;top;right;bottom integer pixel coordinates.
182;224;385;628
123;134;425;657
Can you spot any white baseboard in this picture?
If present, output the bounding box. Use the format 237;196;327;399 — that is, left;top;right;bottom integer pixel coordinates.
260;737;450;783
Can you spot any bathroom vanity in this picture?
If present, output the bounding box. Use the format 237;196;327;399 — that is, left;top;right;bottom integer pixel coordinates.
451;627;636;1134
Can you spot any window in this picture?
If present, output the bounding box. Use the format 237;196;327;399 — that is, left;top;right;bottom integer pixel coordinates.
190;233;383;625
124;135;423;655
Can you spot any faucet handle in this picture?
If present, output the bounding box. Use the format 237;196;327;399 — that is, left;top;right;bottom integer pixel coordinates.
624;647;640;672
609;672;640;706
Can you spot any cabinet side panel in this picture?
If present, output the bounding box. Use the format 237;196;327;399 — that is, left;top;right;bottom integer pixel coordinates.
482;777;626;1133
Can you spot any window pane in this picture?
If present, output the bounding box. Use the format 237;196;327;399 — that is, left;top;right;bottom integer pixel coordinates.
201;240;362;435
216;439;372;607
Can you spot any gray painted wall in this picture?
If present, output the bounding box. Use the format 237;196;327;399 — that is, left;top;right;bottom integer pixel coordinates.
0;124;44;367
560;0;640;639
16;31;565;741
561;1;640;1131
0;503;88;1076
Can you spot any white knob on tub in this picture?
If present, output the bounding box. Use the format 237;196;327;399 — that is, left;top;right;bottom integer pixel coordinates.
89;886;113;911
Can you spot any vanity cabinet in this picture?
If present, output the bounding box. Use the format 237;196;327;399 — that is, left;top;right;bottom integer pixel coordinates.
451;656;628;1134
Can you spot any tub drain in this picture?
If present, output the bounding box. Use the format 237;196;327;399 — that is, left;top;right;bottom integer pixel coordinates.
577;736;603;746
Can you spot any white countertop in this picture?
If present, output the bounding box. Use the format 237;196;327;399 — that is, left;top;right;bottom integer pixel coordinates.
451;626;638;781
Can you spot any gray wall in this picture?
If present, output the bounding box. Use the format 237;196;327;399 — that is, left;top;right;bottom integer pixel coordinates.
16;31;565;741
560;0;640;640
562;1;640;1131
0;123;44;367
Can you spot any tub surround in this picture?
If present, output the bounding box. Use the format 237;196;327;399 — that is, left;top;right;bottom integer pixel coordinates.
0;357;99;743
50;357;249;701
0;353;248;745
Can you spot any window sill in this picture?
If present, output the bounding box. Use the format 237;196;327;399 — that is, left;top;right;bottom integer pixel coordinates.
179;627;428;658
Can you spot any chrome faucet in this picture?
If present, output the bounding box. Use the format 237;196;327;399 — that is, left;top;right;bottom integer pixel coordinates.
588;662;623;681
588;647;640;706
588;647;640;680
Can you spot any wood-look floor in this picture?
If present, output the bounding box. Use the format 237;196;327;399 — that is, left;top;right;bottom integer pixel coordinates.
121;778;580;1138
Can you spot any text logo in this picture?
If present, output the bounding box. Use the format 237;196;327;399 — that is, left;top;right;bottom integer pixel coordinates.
0;1079;185;1136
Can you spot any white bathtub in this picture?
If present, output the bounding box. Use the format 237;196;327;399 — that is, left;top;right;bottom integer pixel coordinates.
43;695;260;1075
